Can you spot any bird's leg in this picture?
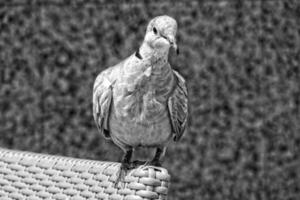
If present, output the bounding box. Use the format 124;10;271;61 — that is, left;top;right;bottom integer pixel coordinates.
121;148;133;169
150;147;166;167
115;148;133;186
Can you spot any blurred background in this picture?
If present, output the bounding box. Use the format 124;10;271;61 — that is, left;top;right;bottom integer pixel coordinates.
0;0;300;199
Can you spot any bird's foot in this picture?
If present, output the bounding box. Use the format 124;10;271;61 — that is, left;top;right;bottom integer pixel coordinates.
149;160;162;167
131;160;148;168
115;162;131;187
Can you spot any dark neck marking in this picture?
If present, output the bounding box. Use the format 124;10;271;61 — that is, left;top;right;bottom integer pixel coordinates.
135;48;143;60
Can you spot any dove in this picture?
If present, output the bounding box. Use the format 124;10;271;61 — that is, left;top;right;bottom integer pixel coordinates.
93;15;188;175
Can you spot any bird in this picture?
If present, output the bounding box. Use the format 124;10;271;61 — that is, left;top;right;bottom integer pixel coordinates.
93;15;188;180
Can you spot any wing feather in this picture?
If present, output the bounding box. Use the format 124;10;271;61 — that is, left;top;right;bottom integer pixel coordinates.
168;70;188;141
93;73;113;139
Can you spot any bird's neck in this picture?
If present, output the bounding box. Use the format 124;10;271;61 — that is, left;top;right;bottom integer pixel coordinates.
137;42;174;98
139;42;169;62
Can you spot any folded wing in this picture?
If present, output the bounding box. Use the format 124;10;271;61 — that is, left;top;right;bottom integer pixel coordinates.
93;73;113;139
168;70;188;141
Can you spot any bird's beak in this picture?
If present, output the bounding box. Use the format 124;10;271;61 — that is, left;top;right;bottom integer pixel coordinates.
167;35;179;55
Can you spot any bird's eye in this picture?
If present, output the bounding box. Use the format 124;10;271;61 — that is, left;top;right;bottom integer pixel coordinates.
153;27;157;35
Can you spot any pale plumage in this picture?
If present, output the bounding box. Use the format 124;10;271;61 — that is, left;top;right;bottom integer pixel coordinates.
93;16;188;172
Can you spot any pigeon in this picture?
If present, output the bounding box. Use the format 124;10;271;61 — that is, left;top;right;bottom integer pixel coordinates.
93;15;188;175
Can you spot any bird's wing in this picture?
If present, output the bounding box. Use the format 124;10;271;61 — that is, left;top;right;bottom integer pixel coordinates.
167;70;188;142
93;71;114;139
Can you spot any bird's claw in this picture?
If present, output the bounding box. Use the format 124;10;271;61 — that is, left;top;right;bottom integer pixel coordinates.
115;162;131;187
131;160;148;168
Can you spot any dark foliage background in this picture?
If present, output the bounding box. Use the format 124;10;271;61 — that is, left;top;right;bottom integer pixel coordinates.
1;0;300;199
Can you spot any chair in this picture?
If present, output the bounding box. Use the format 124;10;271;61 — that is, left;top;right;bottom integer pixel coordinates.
0;148;170;200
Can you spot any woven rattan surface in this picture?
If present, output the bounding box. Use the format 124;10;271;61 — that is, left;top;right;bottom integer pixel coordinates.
0;148;170;200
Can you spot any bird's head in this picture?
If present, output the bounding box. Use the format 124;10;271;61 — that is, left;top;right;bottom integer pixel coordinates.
143;15;178;55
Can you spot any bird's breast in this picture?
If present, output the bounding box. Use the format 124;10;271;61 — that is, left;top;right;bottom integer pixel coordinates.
113;62;174;125
114;87;167;124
